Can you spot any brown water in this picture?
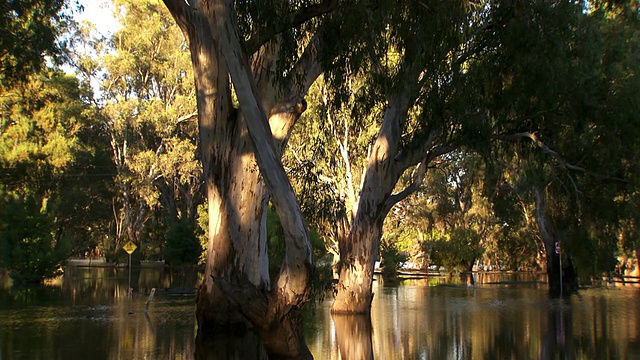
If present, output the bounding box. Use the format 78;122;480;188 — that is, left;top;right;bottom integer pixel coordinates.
1;267;638;359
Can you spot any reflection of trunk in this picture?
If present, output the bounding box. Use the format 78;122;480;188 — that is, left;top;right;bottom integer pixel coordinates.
195;329;267;360
332;314;374;360
540;302;572;359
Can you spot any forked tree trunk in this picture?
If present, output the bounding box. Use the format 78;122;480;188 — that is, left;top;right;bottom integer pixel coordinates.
162;1;322;357
164;0;273;331
331;82;449;313
332;95;410;314
212;4;315;358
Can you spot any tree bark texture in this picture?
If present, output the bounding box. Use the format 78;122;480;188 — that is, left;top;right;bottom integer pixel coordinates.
162;0;324;357
331;95;411;313
211;5;314;357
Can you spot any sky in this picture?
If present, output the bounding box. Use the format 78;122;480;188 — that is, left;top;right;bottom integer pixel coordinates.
75;0;120;36
64;1;120;94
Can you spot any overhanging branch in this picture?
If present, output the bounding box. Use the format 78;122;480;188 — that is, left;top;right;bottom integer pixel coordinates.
246;0;338;54
384;157;429;214
491;131;586;172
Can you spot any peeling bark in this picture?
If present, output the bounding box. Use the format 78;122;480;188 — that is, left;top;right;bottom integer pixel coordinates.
332;94;410;314
162;0;327;357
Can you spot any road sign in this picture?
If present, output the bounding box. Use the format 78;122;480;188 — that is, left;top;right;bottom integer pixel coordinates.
123;241;137;254
555;241;560;254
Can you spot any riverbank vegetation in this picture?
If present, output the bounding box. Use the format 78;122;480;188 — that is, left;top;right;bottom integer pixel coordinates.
1;0;639;357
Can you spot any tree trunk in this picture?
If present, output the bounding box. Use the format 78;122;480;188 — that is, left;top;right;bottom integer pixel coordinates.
332;211;384;313
331;95;410;314
212;4;315;357
187;7;246;328
162;2;331;357
162;1;318;357
535;187;577;297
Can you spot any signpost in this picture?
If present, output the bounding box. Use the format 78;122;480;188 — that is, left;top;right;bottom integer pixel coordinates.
555;241;562;297
123;241;137;296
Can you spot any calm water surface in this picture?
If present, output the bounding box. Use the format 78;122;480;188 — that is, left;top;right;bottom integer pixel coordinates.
0;267;638;359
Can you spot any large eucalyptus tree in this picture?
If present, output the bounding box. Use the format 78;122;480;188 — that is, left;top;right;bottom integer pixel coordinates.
315;0;487;313
288;0;639;311
161;0;336;357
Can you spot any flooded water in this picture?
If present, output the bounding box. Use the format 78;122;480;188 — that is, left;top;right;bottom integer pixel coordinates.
0;267;638;359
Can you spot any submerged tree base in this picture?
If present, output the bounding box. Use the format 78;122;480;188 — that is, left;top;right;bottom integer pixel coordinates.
210;276;313;360
195;326;268;360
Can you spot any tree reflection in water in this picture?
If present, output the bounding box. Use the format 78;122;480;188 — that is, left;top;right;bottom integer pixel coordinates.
1;269;638;359
332;313;373;360
195;328;267;360
306;274;640;359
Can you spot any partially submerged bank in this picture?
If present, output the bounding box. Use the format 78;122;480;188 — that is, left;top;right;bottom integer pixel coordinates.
374;267;640;289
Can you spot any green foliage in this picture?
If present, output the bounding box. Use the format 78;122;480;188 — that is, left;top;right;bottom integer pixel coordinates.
285;0;640;285
73;0;202;256
0;0;78;88
196;202;209;264
0;70;107;282
163;217;202;266
427;228;484;273
266;205;327;279
379;236;407;278
0;194;69;283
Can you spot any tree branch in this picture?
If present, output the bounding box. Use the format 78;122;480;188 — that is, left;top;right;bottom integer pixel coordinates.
284;31;324;97
491;131;586;172
161;0;191;34
383;142;455;213
245;0;339;54
384;157;429;214
176;112;198;124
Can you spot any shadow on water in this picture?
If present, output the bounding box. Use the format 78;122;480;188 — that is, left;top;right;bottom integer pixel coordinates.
194;329;268;360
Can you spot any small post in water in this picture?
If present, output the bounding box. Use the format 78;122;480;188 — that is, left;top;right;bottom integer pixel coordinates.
145;288;156;313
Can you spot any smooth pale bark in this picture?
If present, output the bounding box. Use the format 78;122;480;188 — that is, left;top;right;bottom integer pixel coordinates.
162;0;273;329
203;3;315;358
162;0;330;357
331;88;453;313
183;3;245;327
332;95;410;313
